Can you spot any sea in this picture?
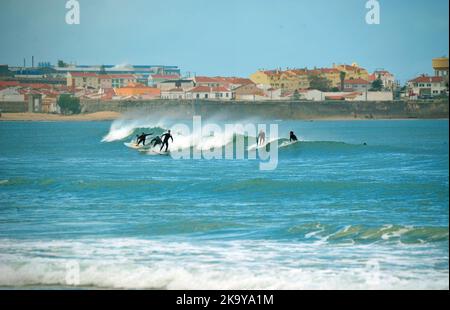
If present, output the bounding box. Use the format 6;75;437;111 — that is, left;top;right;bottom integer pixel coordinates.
0;118;448;289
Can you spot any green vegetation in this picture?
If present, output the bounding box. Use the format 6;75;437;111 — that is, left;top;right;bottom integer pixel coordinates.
57;94;81;115
308;74;331;92
57;60;69;68
370;79;383;91
339;71;346;91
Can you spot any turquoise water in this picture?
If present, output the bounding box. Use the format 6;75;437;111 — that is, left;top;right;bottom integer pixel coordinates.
0;119;448;289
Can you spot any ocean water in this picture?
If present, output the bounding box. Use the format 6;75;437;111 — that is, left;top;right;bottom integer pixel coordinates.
0;118;448;290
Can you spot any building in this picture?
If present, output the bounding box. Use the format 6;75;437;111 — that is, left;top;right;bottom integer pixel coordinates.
148;74;181;87
0;87;25;102
344;78;370;92
432;57;449;78
408;75;447;98
55;64;180;79
67;73;137;89
158;79;195;91
161;88;187;100
333;63;370;81
249;69;309;91
186;86;233;100
369;70;396;90
0;65;10;76
233;83;266;101
114;83;160;99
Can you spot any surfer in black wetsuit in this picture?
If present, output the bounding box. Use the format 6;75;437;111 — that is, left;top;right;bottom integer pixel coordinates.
290;131;298;142
136;132;153;146
150;136;163;147
160;130;174;152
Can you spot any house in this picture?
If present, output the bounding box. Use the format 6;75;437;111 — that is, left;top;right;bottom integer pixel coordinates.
67;73;137;89
114;83;160;99
233;83;267;101
407;75;447;98
344;78;371;92
333;63;370;81
67;72;100;89
0;87;25;102
190;76;223;88
250;69;309;91
148;74;181;87
186;86;233;100
159;79;195;91
369;70;396;90
161;88;187;100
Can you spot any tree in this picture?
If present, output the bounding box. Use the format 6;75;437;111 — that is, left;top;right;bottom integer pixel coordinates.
331;87;340;92
308;74;331;92
58;94;81;115
57;60;68;68
99;64;107;75
293;89;301;100
371;79;383;91
339;71;346;91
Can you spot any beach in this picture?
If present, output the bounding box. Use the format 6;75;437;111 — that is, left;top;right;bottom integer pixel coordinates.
0;112;121;122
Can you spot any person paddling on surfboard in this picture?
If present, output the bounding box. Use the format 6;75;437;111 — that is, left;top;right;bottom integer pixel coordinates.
136;132;153;146
160;130;174;152
290;131;298;142
150;136;163;147
258;130;266;146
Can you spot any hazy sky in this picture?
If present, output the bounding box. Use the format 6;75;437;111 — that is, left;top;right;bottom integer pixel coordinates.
0;0;448;82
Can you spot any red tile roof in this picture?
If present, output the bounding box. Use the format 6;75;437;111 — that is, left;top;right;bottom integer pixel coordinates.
188;86;212;93
212;86;230;92
409;76;443;83
194;76;222;83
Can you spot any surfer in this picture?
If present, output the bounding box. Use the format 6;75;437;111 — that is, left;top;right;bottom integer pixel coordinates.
160;130;174;152
290;131;298;142
150;136;163;147
258;130;266;146
136;132;153;146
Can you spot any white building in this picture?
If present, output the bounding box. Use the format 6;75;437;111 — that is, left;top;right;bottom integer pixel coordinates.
408;75;447;98
0;87;25;102
344;78;371;92
186;86;233;100
371;70;396;90
161;88;187;100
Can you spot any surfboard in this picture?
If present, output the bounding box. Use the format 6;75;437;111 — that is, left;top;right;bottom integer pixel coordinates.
150;149;170;156
124;142;152;150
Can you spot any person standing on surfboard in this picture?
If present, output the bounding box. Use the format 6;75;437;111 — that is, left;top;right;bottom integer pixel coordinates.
160;130;173;152
258;130;266;146
290;131;298;142
136;132;153;146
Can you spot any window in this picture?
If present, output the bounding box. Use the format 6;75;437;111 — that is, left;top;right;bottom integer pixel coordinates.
226;93;229;97
196;94;200;99
205;94;208;99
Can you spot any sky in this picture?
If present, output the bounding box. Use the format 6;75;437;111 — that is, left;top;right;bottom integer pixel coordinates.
0;0;448;83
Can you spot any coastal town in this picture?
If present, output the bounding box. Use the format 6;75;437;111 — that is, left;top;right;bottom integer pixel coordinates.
0;57;448;115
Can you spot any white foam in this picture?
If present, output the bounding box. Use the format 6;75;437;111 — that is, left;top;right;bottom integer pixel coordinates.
1;238;446;289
